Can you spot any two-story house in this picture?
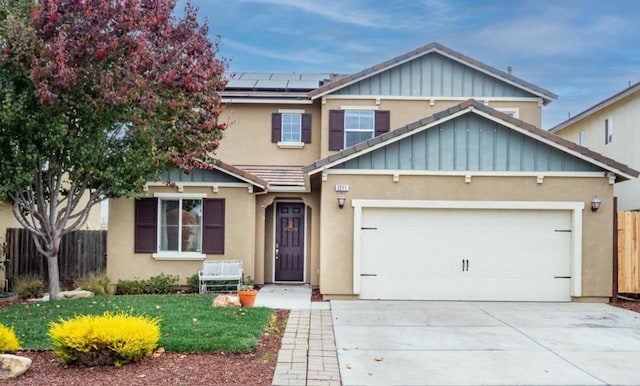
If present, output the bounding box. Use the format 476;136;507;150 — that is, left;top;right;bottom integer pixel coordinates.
550;82;640;211
107;42;637;302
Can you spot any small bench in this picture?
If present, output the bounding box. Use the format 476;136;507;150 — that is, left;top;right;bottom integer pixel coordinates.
198;259;243;294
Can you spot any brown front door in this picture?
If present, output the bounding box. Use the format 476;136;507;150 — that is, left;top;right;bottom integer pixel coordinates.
275;202;305;281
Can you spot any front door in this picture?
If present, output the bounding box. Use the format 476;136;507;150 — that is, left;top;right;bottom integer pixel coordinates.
275;202;305;281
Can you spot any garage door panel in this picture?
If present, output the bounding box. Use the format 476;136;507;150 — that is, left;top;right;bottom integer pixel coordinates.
359;207;572;301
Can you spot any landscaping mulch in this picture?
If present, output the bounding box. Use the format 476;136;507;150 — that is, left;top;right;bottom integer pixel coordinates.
1;294;289;386
611;297;640;313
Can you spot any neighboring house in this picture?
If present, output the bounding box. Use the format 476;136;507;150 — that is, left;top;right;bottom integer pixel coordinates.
0;198;104;290
107;42;637;302
550;82;640;211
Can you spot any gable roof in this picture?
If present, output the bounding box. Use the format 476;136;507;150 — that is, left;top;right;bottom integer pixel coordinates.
308;42;558;104
550;81;640;134
304;99;638;181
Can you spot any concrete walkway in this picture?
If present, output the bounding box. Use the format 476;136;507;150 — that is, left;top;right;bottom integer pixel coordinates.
255;285;341;386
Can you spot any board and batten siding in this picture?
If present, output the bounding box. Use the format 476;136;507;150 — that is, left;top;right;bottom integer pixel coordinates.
337;115;604;172
333;53;534;98
161;168;243;183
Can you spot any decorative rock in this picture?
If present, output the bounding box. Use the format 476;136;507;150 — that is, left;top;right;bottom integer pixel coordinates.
212;294;241;307
0;354;32;379
62;289;94;299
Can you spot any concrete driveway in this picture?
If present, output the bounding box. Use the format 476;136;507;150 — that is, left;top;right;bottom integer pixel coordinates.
331;301;640;385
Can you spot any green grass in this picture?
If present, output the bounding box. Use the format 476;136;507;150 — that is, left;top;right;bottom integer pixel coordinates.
0;294;274;353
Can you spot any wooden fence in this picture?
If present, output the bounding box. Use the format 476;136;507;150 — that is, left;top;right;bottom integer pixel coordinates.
4;228;107;285
618;211;640;294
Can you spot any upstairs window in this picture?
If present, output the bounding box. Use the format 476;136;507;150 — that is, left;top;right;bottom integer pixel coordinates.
605;117;613;144
272;111;312;146
495;107;519;119
328;109;390;150
281;113;301;143
345;110;375;148
579;130;586;146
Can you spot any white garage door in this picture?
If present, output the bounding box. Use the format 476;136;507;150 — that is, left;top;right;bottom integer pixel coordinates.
359;207;572;301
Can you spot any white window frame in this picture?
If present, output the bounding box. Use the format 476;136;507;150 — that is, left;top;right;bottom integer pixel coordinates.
281;113;302;143
605;117;613;145
153;193;206;260
495;107;519;119
277;109;305;148
579;130;586;146
344;110;375;148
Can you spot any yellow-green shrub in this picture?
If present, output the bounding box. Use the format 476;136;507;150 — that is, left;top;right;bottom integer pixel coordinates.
0;324;20;353
48;312;160;368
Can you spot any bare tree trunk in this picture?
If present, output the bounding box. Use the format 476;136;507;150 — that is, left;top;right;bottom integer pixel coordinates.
10;167;100;301
46;251;61;300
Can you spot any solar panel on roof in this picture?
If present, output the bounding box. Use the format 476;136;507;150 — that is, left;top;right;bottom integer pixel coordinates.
226;79;258;88
255;80;288;89
239;72;271;80
270;73;301;81
287;80;321;89
300;74;330;81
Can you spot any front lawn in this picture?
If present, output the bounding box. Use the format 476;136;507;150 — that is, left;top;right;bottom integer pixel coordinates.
0;294;274;353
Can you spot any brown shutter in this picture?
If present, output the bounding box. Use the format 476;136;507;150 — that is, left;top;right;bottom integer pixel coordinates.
202;198;225;254
328;110;345;151
301;113;312;143
134;198;157;253
375;110;390;136
271;113;282;143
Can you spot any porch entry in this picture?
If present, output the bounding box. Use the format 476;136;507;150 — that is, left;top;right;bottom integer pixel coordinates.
275;202;305;282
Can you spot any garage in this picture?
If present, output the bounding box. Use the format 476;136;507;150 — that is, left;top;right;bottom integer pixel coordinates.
357;205;574;301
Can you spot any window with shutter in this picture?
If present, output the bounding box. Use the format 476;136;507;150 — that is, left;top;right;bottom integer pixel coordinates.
134;197;225;257
135;198;158;253
329;109;390;150
202;198;225;254
328;110;345;150
271;113;282;143
273;112;312;145
301;113;312;143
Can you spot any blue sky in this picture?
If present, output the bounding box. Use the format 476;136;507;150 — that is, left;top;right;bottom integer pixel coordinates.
176;0;640;129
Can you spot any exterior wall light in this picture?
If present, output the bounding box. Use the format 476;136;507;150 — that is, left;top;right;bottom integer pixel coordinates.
591;195;601;212
337;193;346;209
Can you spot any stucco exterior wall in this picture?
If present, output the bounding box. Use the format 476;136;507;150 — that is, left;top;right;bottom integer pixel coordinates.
318;174;614;300
217;102;322;165
107;186;256;285
553;93;640;210
319;98;542;158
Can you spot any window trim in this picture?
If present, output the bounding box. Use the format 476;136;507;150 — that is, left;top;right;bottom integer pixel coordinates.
605;117;613;145
579;130;586;146
344;110;375;148
155;196;204;257
495;107;519;119
280;112;302;143
149;193;208;260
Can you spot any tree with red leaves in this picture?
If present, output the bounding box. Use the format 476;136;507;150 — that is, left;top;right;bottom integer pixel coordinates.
0;0;228;299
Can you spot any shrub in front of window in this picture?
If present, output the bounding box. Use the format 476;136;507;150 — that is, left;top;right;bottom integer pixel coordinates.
0;324;20;353
49;312;160;368
13;274;45;299
143;273;179;294
187;273;200;293
114;279;146;295
114;274;179;295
